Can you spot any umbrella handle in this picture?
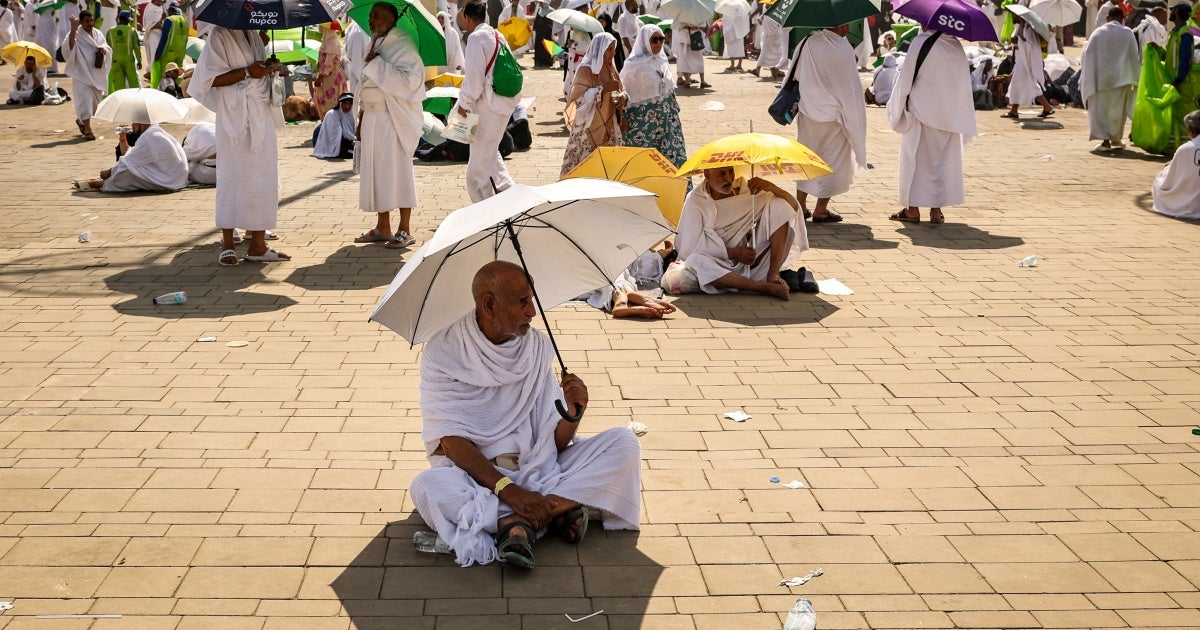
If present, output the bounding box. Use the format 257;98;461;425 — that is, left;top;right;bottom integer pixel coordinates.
556;398;583;422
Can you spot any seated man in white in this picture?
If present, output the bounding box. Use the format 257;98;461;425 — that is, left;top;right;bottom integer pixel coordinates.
183;122;217;185
1152;109;1200;219
312;92;357;159
410;261;642;568
8;55;46;104
76;123;187;192
674;166;809;300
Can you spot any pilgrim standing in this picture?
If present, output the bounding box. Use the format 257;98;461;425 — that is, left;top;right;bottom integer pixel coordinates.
456;0;520;202
343;19;371;94
787;24;867;222
886;29;977;224
1080;7;1140;150
1003;15;1055;119
750;6;787;78
353;3;425;249
620;24;687;166
63;10;110;141
561;32;625;175
189;27;290;267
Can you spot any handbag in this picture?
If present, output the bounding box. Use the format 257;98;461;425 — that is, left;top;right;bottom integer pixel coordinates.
767;35;810;125
94;49;105;69
688;29;704;51
489;31;524;97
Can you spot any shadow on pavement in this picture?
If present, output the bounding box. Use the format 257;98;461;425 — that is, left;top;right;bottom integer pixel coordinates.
1017;119;1065;130
1099;148;1171;163
279;168;357;207
30;136;91;149
895;223;1024;250
332;514;663;629
807;222;900;250
284;244;406;291
105;245;297;318
670;291;838;326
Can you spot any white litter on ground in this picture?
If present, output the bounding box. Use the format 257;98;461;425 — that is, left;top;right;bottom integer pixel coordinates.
565;610;604;622
816;278;853;295
779;568;824;587
700;101;725;111
628;421;648;436
724;410;751;422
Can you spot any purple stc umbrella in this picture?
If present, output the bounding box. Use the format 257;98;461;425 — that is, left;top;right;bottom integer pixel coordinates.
892;0;999;42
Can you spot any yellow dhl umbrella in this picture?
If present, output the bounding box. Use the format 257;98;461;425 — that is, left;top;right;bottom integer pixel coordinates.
562;147;687;227
2;40;53;68
675;132;833;180
430;72;464;87
499;16;533;49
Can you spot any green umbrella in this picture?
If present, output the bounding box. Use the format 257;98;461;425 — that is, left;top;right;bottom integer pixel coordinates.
787;18;866;48
765;0;879;28
186;36;205;60
275;46;320;63
33;0;69;14
638;14;662;23
423;86;459;116
347;0;447;67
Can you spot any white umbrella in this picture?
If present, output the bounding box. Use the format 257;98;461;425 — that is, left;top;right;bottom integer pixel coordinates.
370;178;671;346
1029;0;1082;27
1042;52;1077;81
546;8;604;34
1005;4;1053;42
715;0;750;17
166;98;216;125
657;0;717;26
93;88;189;124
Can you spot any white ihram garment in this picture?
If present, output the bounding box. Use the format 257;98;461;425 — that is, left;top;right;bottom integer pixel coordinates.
102;124;188;192
312;106;356;158
723;11;748;58
189;27;283;231
1080;21;1140;142
755;16;787;70
10;66;45;101
1133;15;1167;50
141;1;162;65
34;10;57;72
1152;136;1200;219
62;25;110;121
357;28;425;212
456;22;519;202
410;311;642;567
343;21;371;94
676;182;808;293
788;30;868;198
1007;25;1045;106
673;24;705;73
183;123;217;185
0;6;16;49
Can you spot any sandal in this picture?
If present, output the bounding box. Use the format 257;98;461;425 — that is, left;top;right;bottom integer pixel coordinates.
889;209;920;223
495;520;535;568
549;505;589;545
243;248;289;262
699;82;712;88
354;228;389;243
929;210;945;224
1000;112;1019;119
75;118;84;134
811;211;843;223
1038;109;1055;118
218;249;239;267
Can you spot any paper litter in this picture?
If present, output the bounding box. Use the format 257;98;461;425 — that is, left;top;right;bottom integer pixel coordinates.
816;278;853;295
779;568;824;587
628;421;648;436
700;101;725;111
565;610;604;623
724;410;751;422
783;480;805;489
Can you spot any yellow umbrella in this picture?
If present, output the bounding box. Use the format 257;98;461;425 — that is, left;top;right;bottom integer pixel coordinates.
2;40;53;68
431;72;464;87
562;147;687;227
499;16;533;49
675;132;834;180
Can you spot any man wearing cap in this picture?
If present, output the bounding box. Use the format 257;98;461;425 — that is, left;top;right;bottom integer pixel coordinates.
313;92;357;159
158;61;182;96
151;5;187;89
106;9;140;91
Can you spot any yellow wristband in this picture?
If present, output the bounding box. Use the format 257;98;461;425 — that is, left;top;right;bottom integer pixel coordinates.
493;476;514;496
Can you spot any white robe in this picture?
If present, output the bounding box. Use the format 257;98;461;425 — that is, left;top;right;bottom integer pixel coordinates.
455;22;519;202
34;8;57;72
755;15;787;70
437;12;465;73
887;31;977;209
313;106;356;158
189;27;283;231
357;27;424;211
410;311;642;567
0;5;16;49
673;23;705;73
1007;25;1045;106
1080;21;1140;142
788;30;868;198
1094;1;1114;31
1152;135;1200;219
1133;15;1167;51
141;1;162;66
101;124;188;191
616;10;639;53
56;1;78;45
183;122;217;185
10;65;44;100
62;24;110;120
722;11;749;59
676;182;808;293
343;21;371;94
870;56;898;105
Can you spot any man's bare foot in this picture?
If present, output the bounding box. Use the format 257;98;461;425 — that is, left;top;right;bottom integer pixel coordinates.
628;293;676;314
757;280;790;300
87;178;103;189
613;304;665;318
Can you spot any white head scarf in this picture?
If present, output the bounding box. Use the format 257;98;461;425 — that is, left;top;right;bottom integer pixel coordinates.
580;31;617;75
620;24;673;105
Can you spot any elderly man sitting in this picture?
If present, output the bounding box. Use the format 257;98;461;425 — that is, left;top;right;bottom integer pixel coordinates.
312;92;356;159
1152;109;1200;219
673;167;812;299
74;123;187;192
409;261;642;569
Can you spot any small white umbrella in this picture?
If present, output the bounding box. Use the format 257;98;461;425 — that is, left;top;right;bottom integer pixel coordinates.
166;98;216;125
1029;0;1081;27
93;88;189;124
715;0;750;17
546;8;604;34
658;0;717;26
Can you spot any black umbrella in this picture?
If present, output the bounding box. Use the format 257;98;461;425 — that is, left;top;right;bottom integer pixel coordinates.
194;0;351;30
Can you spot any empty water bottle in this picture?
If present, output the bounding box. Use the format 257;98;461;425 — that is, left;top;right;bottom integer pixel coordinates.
152;291;187;305
1018;255;1038;268
783;598;816;630
413;531;453;555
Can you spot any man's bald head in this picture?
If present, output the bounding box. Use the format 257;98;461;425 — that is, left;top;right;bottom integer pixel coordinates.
473;261;537;344
472;260;528;305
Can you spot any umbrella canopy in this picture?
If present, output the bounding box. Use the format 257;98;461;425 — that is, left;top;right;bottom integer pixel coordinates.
790;18;866;47
1005;4;1052;41
499;16;533;49
659;19;673;29
1;40;53;67
675;132;834;180
93;88;190;124
766;0;878;28
370;178;671;346
347;0;447;66
167;98;218;125
33;0;67;14
893;0;998;41
1028;0;1080;26
658;0;717;26
195;0;350;29
546;8;604;34
186;36;206;60
423;85;460;115
715;0;751;17
431;72;463;87
543;39;565;56
561;147;688;227
638;13;662;23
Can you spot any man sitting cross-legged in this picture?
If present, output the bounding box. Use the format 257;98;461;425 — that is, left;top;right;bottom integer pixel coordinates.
74;122;187;192
409;261;643;568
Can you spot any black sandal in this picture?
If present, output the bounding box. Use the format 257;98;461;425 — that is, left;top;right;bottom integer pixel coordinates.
1038;109;1055;118
495;520;535;568
549;505;589;545
889;209;920;223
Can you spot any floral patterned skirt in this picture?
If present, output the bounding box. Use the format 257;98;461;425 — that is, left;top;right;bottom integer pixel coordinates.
623;94;688;168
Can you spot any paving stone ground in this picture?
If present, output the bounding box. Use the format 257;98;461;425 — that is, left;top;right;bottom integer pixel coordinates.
0;47;1198;629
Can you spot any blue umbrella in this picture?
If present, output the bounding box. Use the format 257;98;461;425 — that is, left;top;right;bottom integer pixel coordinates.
194;0;352;30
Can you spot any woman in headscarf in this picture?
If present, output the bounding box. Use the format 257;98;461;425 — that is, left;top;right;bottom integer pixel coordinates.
560;32;626;175
597;12;626;70
437;10;465;73
619;24;686;167
313;23;349;117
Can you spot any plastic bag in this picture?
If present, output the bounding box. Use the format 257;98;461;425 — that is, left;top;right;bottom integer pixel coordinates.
1131;44;1178;155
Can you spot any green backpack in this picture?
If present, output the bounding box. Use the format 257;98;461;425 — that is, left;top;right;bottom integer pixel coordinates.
488;31;523;98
